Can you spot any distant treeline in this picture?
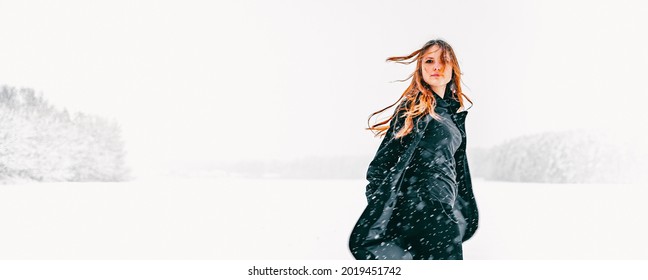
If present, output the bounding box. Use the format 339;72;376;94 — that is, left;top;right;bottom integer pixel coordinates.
214;130;646;184
0;84;130;182
480;129;646;184
216;155;371;180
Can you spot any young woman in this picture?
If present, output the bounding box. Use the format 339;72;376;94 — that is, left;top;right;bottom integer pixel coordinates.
349;39;479;260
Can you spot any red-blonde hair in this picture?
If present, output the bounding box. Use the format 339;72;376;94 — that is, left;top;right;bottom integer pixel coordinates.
368;39;473;139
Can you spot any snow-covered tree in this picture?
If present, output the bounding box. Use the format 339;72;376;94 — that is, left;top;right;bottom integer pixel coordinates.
0;84;130;182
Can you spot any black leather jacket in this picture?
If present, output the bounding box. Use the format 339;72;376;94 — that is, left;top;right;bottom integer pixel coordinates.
349;92;479;260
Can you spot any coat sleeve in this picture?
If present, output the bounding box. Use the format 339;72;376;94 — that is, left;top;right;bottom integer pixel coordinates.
453;122;479;242
364;100;415;200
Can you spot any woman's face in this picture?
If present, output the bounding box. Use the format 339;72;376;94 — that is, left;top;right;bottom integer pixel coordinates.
421;45;453;92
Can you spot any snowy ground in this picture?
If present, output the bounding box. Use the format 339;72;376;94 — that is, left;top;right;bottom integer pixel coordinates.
0;177;647;260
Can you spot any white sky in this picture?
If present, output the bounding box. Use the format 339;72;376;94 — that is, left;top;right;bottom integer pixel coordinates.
1;0;647;174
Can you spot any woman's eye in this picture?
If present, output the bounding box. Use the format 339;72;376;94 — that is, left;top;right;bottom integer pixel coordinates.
425;60;433;63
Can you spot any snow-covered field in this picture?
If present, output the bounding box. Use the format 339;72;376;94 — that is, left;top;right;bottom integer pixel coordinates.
1;177;647;259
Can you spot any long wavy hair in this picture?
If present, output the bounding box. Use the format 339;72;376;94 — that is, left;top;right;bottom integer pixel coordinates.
367;39;473;139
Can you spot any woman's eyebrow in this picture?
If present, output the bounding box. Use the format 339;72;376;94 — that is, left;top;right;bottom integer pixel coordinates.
425;55;451;61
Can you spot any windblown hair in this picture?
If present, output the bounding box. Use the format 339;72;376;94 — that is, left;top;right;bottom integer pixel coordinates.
368;39;473;139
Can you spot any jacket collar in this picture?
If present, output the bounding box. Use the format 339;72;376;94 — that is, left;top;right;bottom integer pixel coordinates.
414;88;469;128
424;86;465;113
452;110;468;127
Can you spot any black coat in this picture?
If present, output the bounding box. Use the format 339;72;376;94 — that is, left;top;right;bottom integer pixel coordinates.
349;98;479;260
